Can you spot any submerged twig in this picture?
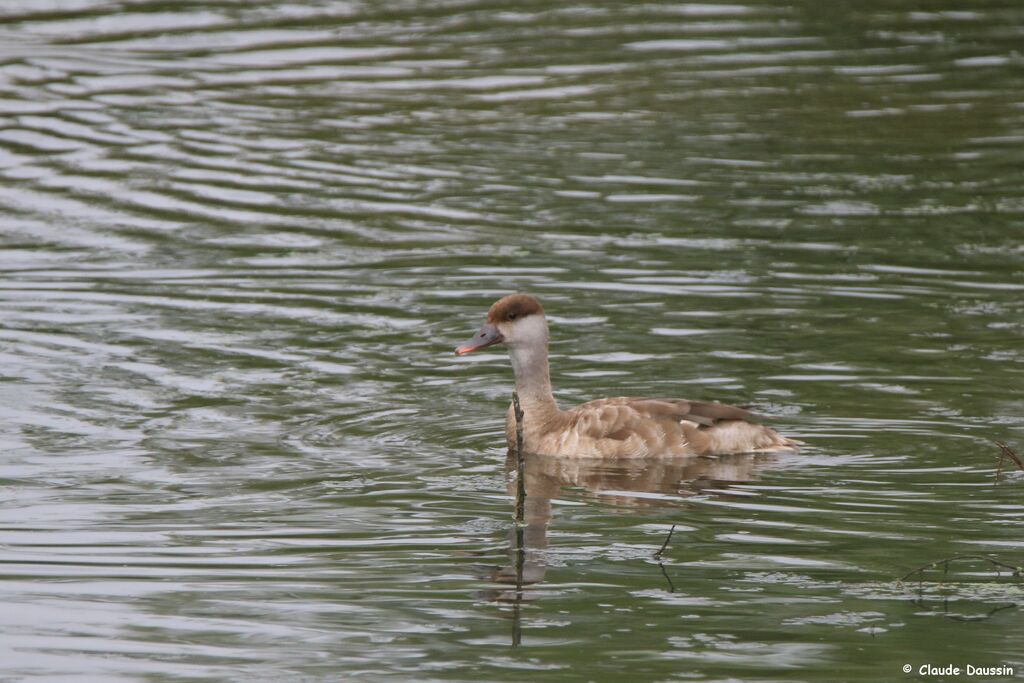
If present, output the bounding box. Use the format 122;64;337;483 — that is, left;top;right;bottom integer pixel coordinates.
897;554;1023;622
653;524;678;593
948;602;1017;622
898;553;1023;584
994;440;1024;471
658;561;676;593
510;391;527;646
654;524;676;559
512;391;525;456
511;523;525;647
512;391;526;526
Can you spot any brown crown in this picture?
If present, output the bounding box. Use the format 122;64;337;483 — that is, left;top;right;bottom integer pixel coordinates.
486;293;544;324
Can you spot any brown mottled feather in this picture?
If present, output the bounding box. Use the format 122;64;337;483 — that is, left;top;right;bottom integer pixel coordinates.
505;396;796;458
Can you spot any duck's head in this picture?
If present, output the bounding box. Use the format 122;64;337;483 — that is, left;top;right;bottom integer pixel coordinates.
454;294;546;356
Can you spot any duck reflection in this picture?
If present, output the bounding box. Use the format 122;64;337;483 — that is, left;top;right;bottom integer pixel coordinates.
513;449;769;509
481;449;776;640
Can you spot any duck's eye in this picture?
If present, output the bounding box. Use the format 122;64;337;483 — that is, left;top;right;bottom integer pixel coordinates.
508;313;518;321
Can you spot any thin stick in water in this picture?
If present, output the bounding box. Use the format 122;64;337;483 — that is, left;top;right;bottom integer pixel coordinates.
511;391;527;645
512;391;526;526
655;524;676;559
898;553;1023;584
994;440;1024;472
513;391;525;456
512;524;525;647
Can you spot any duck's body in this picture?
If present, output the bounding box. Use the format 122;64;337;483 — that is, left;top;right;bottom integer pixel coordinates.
502;396;794;458
456;294;797;458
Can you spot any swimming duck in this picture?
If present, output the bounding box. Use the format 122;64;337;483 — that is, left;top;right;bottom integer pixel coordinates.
455;294;797;458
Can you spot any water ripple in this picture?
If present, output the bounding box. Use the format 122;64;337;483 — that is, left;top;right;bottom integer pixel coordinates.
1;0;1023;680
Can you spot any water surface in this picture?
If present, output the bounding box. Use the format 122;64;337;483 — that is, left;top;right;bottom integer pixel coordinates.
1;1;1023;680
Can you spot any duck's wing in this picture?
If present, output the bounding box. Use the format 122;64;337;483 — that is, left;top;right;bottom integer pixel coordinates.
552;396;796;457
559;397;744;446
556;397;793;457
574;397;755;429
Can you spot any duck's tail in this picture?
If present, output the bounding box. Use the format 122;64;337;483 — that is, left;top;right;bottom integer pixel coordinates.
705;420;802;454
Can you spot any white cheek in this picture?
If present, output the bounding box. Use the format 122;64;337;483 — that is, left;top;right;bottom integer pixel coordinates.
513;315;547;345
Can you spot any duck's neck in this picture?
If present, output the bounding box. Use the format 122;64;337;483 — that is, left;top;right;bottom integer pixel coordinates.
508;340;559;419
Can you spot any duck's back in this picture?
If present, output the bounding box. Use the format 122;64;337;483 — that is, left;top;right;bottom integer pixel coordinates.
506;396;797;458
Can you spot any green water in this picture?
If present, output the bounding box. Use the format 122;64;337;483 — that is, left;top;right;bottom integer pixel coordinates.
1;1;1023;681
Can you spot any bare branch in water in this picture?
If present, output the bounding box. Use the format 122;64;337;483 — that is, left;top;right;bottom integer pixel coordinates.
898;554;1023;584
658;561;676;593
510;391;527;646
512;391;526;526
653;524;677;593
512;391;525;456
655;524;676;559
898;553;1021;622
994;440;1024;471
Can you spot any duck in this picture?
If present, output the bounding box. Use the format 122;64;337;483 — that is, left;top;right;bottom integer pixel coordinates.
455;293;798;458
